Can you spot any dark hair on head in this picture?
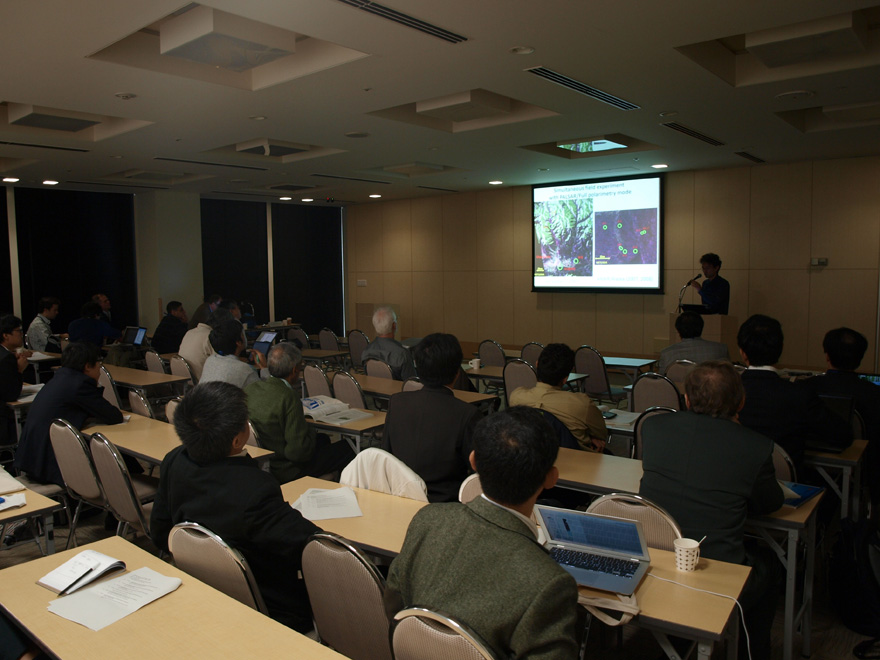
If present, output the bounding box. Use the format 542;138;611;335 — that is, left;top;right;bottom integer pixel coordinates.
737;314;783;366
173;382;248;462
0;315;22;338
166;300;183;314
700;253;721;268
62;341;100;372
219;300;240;312
80;301;102;319
675;311;704;339
209;318;244;355
413;333;462;387
206;294;222;304
823;327;868;371
685;360;744;419
473;406;558;505
207;307;234;329
38;296;60;312
536;343;574;385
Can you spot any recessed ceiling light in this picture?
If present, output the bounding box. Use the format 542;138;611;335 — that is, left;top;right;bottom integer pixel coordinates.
651;164;668;169
249;115;267;121
114;92;137;100
43;180;59;186
3;177;20;183
658;110;677;118
538;168;549;172
301;198;314;202
369;194;382;199
509;46;535;55
775;90;815;102
345;131;370;139
110;155;123;159
489;180;503;185
279;196;292;201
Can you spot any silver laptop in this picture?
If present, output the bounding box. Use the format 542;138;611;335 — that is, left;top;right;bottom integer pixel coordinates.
534;504;651;595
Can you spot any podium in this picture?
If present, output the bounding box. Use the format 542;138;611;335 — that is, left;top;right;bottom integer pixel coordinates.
668;313;739;358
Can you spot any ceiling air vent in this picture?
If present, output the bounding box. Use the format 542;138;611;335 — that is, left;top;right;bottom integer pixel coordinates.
0;140;89;153
311;173;391;184
525;67;639;110
154;157;268;171
660;122;725;146
735;151;766;163
268;184;313;192
335;0;467;43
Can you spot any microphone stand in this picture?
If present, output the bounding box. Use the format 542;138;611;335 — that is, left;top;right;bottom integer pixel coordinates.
676;282;689;313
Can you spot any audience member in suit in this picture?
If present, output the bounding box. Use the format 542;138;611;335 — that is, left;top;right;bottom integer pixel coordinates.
658;311;730;373
382;333;479;502
14;342;123;486
188;293;221;330
737;314;851;467
67;301;120;348
199;318;263;390
509;342;607;451
385;406;580;659
0;315;31;448
640;360;783;660
25;296;65;352
150;381;321;632
689;252;730;315
245;342;354;484
360;306;416;380
150;300;189;354
91;293;113;326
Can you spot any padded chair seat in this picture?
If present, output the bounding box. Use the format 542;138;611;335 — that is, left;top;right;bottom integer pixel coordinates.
131;474;160;502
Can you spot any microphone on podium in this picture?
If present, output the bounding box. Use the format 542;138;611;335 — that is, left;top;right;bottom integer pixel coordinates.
687;273;703;285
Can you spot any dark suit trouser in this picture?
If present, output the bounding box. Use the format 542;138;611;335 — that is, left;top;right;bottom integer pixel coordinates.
739;543;781;660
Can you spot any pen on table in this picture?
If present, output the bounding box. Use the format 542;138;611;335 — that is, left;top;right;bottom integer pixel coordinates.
59;568;94;596
0;497;5;504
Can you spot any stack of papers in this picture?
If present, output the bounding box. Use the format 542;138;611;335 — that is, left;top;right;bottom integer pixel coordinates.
0;467;26;511
291;487;363;520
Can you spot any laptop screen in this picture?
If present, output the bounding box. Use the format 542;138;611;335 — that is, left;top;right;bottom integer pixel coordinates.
256;331;277;343
858;373;880;386
538;507;645;556
122;326;147;345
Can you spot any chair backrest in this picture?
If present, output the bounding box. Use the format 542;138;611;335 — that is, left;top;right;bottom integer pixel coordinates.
587;493;682;552
165;396;183;423
574;345;612;398
631;372;681;413
632;406;677;459
332;371;368;409
402;376;424;392
340;448;429;501
458;473;482;503
302;532;391;660
144;349;168;374
853;409;867;439
128;390;154;418
478;339;506;368
663;359;696;384
304;364;333;398
391;608;500;660
520;342;544;367
772;443;797;482
246;420;262;448
169;355;197;386
503;359;537;398
168;522;269;613
49;419;107;508
288;327;310;349
98;365;122;409
536;409;581;450
365;359;394;380
89;433;151;536
319;327;340;351
347;329;370;370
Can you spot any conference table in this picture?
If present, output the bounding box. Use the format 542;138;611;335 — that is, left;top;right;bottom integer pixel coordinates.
464;365;589;392
306;409;386;454
352;374;499;410
26;352;62;384
281;476;748;660
804;438;866;520
104;364;190;395
0;536;347;659
605;356;658;383
0;487;62;555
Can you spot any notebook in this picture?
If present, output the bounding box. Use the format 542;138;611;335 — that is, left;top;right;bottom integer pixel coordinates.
252;331;277;356
534;505;651;595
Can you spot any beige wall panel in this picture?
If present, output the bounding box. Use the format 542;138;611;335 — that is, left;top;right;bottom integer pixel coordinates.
477;270;515;344
693;167;751;269
812;157;880;270
644;270;696;353
551;293;597;349
513;271;553;345
346;204;384;272
382;200;413;272
512;186;533;271
748;269;810;366
411;272;445;338
442;193;477;271
411;197;444;272
476;189;514;271
345;270;358;330
443;271;479;342
382;272;414;338
354;303;375;338
596;295;645;354
352;272;384;308
664;171;695;270
807;268;879;370
750;162;813;270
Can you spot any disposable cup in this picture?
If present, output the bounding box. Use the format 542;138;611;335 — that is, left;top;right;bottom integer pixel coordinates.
674;537;700;572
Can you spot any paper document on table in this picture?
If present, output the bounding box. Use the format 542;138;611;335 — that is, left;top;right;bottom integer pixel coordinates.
48;567;182;631
0;466;26;495
38;549;126;594
291;487;363;520
18;383;44;403
0;493;26;511
27;352;55;361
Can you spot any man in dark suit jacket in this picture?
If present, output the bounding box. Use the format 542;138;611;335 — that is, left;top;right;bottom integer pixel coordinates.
150;381;321;632
385;407;580;659
382;333;479;502
14;342;122;485
737;314;851;467
0;315;31;447
150;300;189;354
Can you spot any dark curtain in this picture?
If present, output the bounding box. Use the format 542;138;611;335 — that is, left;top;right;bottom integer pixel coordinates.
0;191;11;315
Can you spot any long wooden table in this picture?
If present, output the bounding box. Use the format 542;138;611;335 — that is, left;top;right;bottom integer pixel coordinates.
352;374;499;408
0;487;62;555
306;409;386;453
104;364;190;391
804;438;866;520
0;536;346;659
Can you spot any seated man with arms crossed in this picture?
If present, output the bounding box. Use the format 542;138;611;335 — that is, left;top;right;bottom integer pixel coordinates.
382;333;479;502
509;342;607;452
640;360;783;660
245;342;354;484
151;381;321;632
360;305;416;380
385;406;580;659
658;311;729;373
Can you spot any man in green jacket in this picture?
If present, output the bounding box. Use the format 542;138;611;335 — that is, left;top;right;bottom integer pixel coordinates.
245;342;353;484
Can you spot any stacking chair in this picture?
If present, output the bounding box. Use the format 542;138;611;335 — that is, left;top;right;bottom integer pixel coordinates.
587;493;682;551
477;339;506;368
340;448;428;501
169;355;197;391
772;443;797;482
632;406;677;460
246;421;262;448
144;349;169;374
391;607;500;660
520;342;544;367
332;371;368;409
304;364;333;398
169;522;269;613
143;349;175;407
663;359;696;385
458;474;482;503
503;359;537;398
128;390;154;418
288;327;311;349
402;377;424;392
365;359;394;380
302;532;392;660
631;372;681;413
98;365;122;409
347;329;370;373
164;396;183;423
574;345;627;406
319;327;345;369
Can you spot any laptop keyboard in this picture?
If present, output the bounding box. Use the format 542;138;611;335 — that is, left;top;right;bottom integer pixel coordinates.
550;547;639;578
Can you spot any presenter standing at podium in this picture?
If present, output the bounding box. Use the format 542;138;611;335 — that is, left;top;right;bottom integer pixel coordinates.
690;252;729;315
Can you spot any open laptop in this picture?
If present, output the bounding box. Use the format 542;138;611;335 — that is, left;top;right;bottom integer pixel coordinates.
252;330;277;356
534;505;651;595
120;326;147;347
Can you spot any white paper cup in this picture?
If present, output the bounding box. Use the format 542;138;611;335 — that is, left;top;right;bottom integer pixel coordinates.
674;538;700;572
469;358;481;370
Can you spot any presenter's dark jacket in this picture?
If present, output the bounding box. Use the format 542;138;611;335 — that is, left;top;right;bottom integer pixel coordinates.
698;275;730;315
0;345;24;447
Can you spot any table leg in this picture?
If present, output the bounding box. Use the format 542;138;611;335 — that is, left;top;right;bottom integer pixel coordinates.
782;528;797;660
41;512;55;555
801;510;817;657
840;465;851;520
